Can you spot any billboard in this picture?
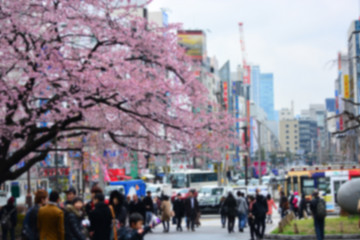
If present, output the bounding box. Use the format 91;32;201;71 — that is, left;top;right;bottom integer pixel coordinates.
178;30;206;61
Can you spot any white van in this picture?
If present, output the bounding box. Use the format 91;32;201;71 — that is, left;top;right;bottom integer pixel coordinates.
146;184;171;198
198;186;233;210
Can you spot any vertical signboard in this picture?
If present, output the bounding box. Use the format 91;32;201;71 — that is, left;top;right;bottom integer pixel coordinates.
223;81;228;110
344;74;350;99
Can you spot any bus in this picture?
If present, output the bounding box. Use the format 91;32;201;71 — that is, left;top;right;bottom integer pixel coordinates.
165;170;218;190
285;165;360;212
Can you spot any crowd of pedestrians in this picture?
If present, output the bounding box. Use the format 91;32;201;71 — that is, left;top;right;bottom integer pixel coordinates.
219;189;272;240
0;185;335;240
0;186;203;240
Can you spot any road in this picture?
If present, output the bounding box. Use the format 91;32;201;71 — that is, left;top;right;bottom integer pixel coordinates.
147;214;280;240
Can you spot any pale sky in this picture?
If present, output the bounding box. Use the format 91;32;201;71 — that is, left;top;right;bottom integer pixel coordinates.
149;0;359;114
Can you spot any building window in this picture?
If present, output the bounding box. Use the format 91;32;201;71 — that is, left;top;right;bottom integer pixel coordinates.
295;141;298;144
286;136;289;139
286;124;289;128
286;141;289;145
295;147;298;150
294;124;297;128
286;130;289;134
287;147;290;151
295;136;298;139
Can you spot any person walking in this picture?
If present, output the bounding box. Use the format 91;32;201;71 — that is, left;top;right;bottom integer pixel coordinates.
247;195;256;240
288;191;295;215
143;191;154;227
236;191;248;232
160;195;172;233
0;197;17;240
266;194;277;224
37;191;64;240
129;195;145;222
292;192;300;217
279;191;289;219
310;190;326;240
299;194;309;219
184;190;199;232
224;192;237;233
89;193;112;240
22;190;48;240
109;191;127;227
173;193;185;232
64;197;86;240
252;189;268;240
219;196;227;228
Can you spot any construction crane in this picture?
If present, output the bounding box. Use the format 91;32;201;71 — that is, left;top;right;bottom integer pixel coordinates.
238;22;252;185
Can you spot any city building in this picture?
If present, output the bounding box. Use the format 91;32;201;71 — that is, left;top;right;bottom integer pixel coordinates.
348;20;360;115
259;73;275;121
279;120;300;153
279;107;294;121
250;65;261;105
298;119;318;154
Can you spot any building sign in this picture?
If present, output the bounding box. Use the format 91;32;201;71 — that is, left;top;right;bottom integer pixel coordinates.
39;167;70;177
344;74;350;99
223;81;228;109
178;30;206;61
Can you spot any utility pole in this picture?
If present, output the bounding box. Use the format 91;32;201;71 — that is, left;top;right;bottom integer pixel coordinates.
258;120;262;185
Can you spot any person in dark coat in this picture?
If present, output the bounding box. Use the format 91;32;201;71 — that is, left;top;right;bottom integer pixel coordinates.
22;190;48;240
219;196;227;228
223;192;237;233
252;189;268;240
247;195;256;240
129;195;145;222
142;191;154;227
85;186;102;217
299;194;308;219
118;213;151;240
279;191;289;218
64;187;77;206
109;191;127;227
310;190;326;240
89;193;112;240
0;197;17;240
184;190;199;232
64;198;86;240
173;193;185;231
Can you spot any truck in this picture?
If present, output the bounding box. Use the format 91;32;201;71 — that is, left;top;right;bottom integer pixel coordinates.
107;180;146;197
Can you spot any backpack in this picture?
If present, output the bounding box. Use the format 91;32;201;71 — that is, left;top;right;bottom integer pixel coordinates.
1;208;15;229
316;199;326;219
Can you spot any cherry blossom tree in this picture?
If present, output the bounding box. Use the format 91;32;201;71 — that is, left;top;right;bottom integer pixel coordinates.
0;0;237;183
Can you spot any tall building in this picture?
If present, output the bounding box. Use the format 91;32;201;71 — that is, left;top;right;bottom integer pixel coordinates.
251;65;261;105
279;120;300;153
259;73;275;121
